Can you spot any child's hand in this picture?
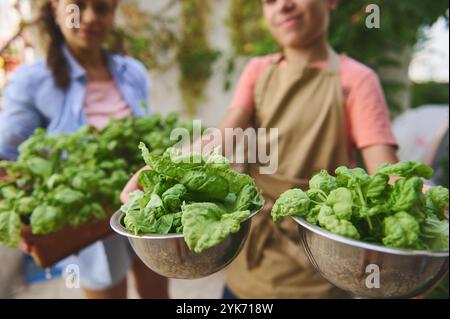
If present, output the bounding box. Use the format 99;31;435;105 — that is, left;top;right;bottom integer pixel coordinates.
120;166;149;204
120;140;202;204
19;227;34;254
19;238;32;254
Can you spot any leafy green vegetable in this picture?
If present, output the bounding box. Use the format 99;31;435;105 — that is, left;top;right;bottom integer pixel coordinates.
389;177;425;213
376;161;434;179
121;145;263;253
364;174;389;200
0;113;192;247
326;188;353;220
271;161;449;250
336;166;371;189
234;184;264;212
0;212;21;247
420;215;449;250
30;206;64;235
309;170;338;194
382;212;420;249
425;186;449;219
162;184;187;212
272;189;310;223
181;202;250;253
122;190;156;235
317;205;360;240
139;143;230;201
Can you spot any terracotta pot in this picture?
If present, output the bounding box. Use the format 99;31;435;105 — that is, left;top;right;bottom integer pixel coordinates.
20;213;114;268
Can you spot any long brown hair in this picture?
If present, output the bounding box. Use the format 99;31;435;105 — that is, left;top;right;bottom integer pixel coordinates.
39;1;70;90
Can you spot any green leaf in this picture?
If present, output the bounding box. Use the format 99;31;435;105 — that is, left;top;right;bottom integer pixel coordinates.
1;186;23;200
27;157;53;178
137;170;161;193
309;170;338;194
122;190;155;235
317;205;360;240
16;197;38;215
30;206;64;235
335;166;371;188
420;215;449;250
180;170;229;201
53;188;85;205
326;188;353;220
382;212;420;249
0;211;21;247
376;161;434;179
162;184;187;212
365;174;389;199
425;186;449;219
271;189;310;223
182;202;250;253
305;205;321;225
140;145;230;201
233;183;263;212
155;213;175;234
389;177;425;212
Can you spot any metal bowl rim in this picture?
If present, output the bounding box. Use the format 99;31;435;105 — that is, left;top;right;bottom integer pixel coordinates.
292;216;449;257
110;208;261;240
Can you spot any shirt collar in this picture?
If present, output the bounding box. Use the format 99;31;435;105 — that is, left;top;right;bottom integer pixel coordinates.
62;44;127;81
62;45;86;80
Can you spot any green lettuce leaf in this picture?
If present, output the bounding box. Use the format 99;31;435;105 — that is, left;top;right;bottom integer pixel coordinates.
0;212;21;247
271;189;310;223
382;212;420;249
30;206;64;235
376;161;434;179
182;202;250;253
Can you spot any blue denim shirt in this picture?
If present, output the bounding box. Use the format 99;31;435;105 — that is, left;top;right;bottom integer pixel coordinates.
0;46;150;160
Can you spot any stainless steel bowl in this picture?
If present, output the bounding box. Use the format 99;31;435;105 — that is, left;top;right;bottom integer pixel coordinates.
110;209;259;279
292;217;449;298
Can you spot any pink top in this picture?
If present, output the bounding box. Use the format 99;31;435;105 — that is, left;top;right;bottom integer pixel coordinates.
230;53;399;150
83;81;132;130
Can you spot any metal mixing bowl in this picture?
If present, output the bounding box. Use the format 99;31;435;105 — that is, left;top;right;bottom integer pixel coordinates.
292;217;449;298
110;209;259;279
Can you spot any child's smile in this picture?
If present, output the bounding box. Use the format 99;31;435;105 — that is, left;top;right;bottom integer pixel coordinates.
279;14;303;30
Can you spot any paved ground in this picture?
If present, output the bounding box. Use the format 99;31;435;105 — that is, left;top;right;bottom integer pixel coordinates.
1;246;226;299
10;271;226;299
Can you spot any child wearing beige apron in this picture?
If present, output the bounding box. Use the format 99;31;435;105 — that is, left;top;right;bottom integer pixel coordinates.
221;1;399;299
121;0;400;298
225;49;353;298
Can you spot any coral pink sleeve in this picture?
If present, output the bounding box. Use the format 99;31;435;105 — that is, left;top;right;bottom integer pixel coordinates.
346;68;399;150
230;54;398;151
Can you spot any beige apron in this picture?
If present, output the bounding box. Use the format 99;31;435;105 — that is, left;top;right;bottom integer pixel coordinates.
226;49;352;299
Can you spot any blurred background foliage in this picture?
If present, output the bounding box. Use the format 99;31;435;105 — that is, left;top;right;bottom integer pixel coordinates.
2;0;449;116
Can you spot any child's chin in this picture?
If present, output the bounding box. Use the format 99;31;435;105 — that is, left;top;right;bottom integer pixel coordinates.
285;37;308;49
75;38;104;50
